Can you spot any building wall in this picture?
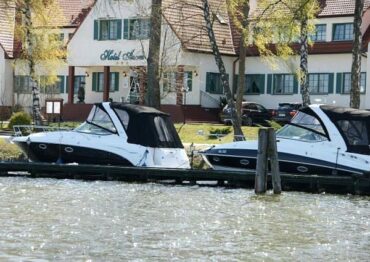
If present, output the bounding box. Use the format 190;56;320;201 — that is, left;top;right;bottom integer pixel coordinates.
240;54;368;109
0;48;13;106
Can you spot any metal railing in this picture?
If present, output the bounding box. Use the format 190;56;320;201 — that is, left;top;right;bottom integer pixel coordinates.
200;91;221;108
13;125;71;137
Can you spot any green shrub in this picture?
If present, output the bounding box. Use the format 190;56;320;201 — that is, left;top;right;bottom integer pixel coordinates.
208;126;231;139
8;111;32;130
12;104;24;113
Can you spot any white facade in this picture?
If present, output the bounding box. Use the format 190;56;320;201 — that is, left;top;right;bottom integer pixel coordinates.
0;46;13;106
5;0;370;111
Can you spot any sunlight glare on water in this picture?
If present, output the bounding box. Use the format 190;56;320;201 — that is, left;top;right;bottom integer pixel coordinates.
0;177;369;261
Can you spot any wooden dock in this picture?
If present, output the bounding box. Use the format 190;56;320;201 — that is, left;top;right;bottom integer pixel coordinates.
0;161;369;195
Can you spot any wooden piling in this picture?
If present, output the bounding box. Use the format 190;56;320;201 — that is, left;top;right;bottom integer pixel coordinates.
268;128;282;194
255;128;268;194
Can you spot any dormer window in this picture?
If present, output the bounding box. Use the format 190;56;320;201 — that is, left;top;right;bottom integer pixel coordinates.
333;23;353;41
94;19;122;40
214;12;227;25
124;18;151;40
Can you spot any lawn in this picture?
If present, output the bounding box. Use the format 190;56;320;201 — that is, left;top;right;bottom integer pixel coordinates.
175;123;260;144
0;138;23;160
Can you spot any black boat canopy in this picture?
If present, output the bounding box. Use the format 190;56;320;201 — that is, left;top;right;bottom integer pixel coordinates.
321;105;370;155
110;103;184;149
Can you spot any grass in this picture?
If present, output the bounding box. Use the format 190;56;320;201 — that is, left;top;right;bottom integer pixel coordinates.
175;121;280;144
0;138;23;160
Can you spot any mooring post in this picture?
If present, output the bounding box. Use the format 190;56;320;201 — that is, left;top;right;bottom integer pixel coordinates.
268;128;281;194
255;128;268;194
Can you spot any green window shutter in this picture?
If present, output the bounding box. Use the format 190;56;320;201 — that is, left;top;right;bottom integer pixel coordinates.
336;73;343;94
92;73;97;92
123;19;129;39
116;20;122;39
222;74;229;94
293;75;299;94
259;74;265;94
94;20;99;40
328;73;334;94
59;76;65;93
115;72;119;91
233;75;238;94
206;72;211;92
66;76;69;93
267;74;273;94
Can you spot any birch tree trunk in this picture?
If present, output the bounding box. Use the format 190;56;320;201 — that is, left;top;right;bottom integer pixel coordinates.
23;0;42;125
300;16;310;107
146;0;162;109
350;0;364;109
202;0;244;141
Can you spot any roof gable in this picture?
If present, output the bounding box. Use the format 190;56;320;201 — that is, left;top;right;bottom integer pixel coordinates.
163;0;235;55
318;0;370;17
0;2;15;58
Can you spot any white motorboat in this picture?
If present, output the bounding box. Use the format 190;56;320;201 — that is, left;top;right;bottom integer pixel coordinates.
201;104;370;176
12;102;190;169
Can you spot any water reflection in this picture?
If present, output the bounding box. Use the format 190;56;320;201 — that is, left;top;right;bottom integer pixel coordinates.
0;177;369;260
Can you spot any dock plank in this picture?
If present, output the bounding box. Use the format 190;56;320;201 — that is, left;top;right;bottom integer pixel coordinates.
0;161;369;195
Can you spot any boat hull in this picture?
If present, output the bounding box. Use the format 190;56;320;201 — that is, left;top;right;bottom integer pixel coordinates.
203;149;365;176
14;141;133;166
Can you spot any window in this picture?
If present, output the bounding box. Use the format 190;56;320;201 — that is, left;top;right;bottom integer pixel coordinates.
246;74;264;94
184;71;193;92
162;71;193;93
66;75;86;94
333;23;353;41
310;24;326;42
273;74;295;94
113;108;130;130
92;72;119;92
94;19;122;40
163;72;176;92
76;105;116;134
40;76;65;94
233;74;265;94
277;111;328;142
14;76;32;93
124;18;151;40
337;72;366;94
308;73;333;94
206;72;227;94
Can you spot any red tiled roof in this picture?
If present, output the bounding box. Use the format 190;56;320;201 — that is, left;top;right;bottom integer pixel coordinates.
0;2;15;58
318;0;370;17
56;0;95;27
163;0;235;55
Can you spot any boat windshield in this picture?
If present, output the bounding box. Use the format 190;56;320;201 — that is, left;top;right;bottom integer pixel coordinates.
75;105;116;135
276;111;327;142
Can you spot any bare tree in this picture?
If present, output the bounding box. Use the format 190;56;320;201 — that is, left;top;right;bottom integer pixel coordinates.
350;0;365;109
146;0;162;108
202;0;244;140
229;0;250;124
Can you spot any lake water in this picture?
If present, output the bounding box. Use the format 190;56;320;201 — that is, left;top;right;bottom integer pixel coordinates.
0;177;369;261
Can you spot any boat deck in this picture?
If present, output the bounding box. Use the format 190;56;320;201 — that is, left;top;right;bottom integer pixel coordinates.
0;161;369;195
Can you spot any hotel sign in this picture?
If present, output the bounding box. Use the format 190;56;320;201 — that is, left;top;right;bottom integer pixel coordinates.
100;49;145;61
